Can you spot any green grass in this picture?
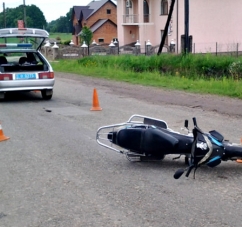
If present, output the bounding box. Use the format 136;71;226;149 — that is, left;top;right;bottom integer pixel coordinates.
51;54;242;99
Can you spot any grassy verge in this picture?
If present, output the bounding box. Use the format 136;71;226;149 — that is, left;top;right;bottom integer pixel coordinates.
51;54;242;99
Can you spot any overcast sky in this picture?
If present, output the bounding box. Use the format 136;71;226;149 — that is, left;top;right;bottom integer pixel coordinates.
4;0;116;22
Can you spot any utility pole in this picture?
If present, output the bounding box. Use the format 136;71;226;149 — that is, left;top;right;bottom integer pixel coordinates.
157;0;176;55
184;0;189;53
23;0;27;27
3;2;6;28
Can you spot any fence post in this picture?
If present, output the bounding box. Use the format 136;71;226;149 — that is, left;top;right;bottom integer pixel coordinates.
113;39;119;55
135;40;141;55
237;43;239;58
145;41;147;55
52;42;59;60
146;40;152;55
44;40;51;58
109;41;115;55
81;41;88;56
216;42;217;56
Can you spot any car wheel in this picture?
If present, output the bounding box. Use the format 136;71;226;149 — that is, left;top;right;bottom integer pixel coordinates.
0;92;5;100
41;89;53;100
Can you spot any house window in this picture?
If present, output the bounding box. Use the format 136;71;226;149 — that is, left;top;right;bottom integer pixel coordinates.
161;30;168;45
98;38;104;43
107;9;111;14
161;0;168;15
143;0;149;23
126;0;132;8
125;6;129;15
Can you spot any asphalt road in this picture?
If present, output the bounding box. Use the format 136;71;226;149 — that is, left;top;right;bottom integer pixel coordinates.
0;72;242;227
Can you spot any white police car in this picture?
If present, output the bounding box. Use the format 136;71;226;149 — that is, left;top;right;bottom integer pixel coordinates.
0;28;54;100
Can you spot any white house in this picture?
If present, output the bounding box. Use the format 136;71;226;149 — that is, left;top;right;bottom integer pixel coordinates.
116;0;242;54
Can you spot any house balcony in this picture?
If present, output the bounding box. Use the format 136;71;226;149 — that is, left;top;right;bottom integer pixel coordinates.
122;14;150;24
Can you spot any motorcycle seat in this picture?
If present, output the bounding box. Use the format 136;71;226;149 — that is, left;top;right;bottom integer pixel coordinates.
116;128;179;155
116;128;144;152
142;128;179;154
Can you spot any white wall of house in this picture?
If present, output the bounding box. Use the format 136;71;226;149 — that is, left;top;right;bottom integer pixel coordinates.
188;0;242;53
117;0;242;53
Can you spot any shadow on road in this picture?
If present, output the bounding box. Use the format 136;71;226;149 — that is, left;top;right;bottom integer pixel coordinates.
0;91;47;102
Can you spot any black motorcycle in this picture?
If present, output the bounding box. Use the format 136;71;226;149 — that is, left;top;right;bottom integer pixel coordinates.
96;114;242;178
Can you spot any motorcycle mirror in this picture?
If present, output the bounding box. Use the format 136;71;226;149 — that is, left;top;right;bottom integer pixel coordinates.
184;120;189;128
193;117;197;127
173;169;185;179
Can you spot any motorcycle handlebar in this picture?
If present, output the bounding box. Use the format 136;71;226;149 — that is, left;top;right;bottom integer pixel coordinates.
192;117;204;134
185;165;194;177
192;117;197;127
224;143;242;158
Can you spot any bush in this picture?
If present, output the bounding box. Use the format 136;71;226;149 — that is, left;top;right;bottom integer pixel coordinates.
63;40;71;45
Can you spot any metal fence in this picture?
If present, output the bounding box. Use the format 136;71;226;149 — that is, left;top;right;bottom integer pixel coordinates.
192;42;242;56
43;42;242;60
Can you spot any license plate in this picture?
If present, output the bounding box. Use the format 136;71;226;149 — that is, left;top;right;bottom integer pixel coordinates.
15;73;36;80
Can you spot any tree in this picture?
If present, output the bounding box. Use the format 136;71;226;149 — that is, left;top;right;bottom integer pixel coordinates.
26;5;47;29
0;4;46;29
0;4;72;33
79;26;93;46
46;8;72;33
157;0;176;55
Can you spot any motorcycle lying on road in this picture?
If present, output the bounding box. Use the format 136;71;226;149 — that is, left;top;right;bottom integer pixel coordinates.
96;114;242;179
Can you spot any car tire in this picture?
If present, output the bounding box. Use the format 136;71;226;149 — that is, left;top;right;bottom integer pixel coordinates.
0;92;5;100
41;89;53;100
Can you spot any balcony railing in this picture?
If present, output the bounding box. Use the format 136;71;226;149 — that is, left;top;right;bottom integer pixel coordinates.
123;14;138;23
144;14;149;23
123;14;150;24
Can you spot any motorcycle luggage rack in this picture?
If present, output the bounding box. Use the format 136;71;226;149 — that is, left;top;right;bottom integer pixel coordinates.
96;114;169;155
126;114;169;129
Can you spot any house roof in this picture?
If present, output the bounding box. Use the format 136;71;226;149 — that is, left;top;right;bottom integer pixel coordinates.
73;0;116;21
77;19;117;35
90;19;117;32
90;19;108;33
87;0;115;19
73;6;93;21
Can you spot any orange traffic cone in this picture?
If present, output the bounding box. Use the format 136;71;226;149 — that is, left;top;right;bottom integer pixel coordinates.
90;88;102;111
0;122;10;142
